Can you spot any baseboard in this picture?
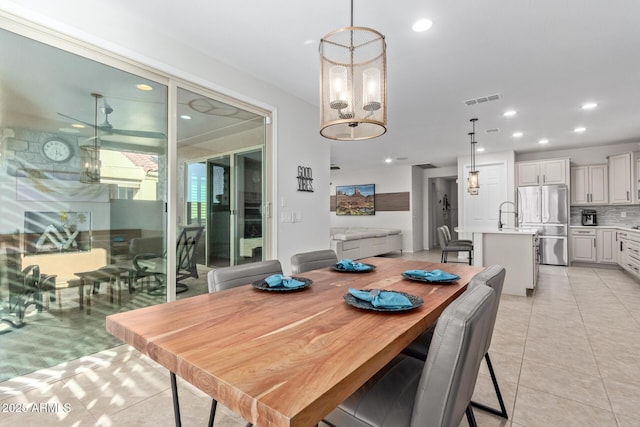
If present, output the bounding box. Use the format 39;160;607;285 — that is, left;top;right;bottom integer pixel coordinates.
569;261;621;270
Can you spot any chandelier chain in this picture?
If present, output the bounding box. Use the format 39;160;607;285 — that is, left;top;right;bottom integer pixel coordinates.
350;0;354;27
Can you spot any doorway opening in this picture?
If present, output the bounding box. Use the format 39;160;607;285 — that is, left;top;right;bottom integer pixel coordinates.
429;177;459;248
186;148;263;268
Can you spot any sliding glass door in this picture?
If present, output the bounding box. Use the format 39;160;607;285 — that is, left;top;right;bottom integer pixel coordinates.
0;26;168;380
178;86;266;281
185;147;264;268
0;16;273;381
185;161;207;266
207;156;231;266
234;149;263;265
203;149;263;267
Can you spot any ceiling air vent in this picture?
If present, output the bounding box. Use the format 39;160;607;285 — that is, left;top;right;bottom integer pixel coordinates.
464;93;501;106
415;163;436;169
485;128;500;134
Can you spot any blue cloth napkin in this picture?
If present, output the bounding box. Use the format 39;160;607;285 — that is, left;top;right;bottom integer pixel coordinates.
336;259;371;271
348;288;413;309
264;274;305;288
404;269;460;281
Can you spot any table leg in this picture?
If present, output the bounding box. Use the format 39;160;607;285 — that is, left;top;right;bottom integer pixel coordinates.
116;275;122;305
127;271;136;293
109;275;122;305
170;371;181;427
78;279;84;310
86;281;91;308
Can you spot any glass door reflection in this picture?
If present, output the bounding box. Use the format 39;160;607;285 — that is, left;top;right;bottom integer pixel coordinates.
234;149;263;264
208;156;232;266
205;148;263;267
177;85;266;272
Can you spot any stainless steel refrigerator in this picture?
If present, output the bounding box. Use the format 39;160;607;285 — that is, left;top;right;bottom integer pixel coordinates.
517;184;568;266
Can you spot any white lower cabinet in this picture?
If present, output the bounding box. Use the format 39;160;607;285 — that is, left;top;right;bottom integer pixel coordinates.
618;231;627;266
571;228;640;279
596;228;617;264
618;231;640;276
571;229;596;262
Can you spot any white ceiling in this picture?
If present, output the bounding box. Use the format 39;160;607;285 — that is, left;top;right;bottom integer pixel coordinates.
6;1;640;170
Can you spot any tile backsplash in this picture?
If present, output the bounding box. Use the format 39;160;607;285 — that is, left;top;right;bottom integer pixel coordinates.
570;205;640;226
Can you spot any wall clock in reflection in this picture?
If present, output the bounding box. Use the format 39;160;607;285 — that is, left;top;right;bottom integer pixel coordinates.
42;139;73;163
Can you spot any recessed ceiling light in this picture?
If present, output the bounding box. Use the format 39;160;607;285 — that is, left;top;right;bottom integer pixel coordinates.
512;132;523;138
574;127;586;133
71;123;85;129
538;139;549;144
385;158;393;163
503;110;517;117
136;83;153;91
581;102;598;110
303;39;315;45
180;114;192;120
412;19;433;32
476;147;485;152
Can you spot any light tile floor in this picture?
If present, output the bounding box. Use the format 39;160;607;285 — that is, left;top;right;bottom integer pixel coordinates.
1;251;640;426
0;267;210;382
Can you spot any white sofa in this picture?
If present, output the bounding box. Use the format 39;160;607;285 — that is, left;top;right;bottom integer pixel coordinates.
330;227;403;260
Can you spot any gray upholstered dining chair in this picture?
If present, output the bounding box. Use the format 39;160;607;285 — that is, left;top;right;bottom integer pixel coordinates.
438;226;473;265
323;282;496;427
290;249;338;274
442;224;473;247
403;264;508;419
205;260;282;427
207;259;283;292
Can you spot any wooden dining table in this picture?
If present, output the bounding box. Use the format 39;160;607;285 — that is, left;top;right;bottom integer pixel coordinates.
106;257;483;427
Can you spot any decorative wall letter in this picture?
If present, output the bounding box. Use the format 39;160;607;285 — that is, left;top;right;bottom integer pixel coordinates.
297;166;314;192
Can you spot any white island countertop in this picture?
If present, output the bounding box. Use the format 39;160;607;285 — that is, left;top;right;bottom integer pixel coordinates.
455;227;540;235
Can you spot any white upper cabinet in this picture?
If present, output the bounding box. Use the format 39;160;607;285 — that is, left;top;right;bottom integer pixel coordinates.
516;159;568;186
570;164;608;205
517;162;541;186
541;159;567;184
608;152;632;204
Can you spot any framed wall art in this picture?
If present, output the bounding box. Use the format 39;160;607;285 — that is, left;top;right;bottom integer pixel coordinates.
335;184;375;216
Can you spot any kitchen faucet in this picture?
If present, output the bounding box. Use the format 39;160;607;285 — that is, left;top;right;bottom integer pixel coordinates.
498;201;518;230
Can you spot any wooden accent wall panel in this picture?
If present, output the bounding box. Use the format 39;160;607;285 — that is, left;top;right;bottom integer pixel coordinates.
376;192;410;211
330;191;409;212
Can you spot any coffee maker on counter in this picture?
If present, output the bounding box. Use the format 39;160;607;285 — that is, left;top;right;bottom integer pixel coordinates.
581;209;597;226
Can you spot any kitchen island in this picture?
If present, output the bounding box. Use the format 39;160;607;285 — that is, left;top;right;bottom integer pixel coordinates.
457;227;540;296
